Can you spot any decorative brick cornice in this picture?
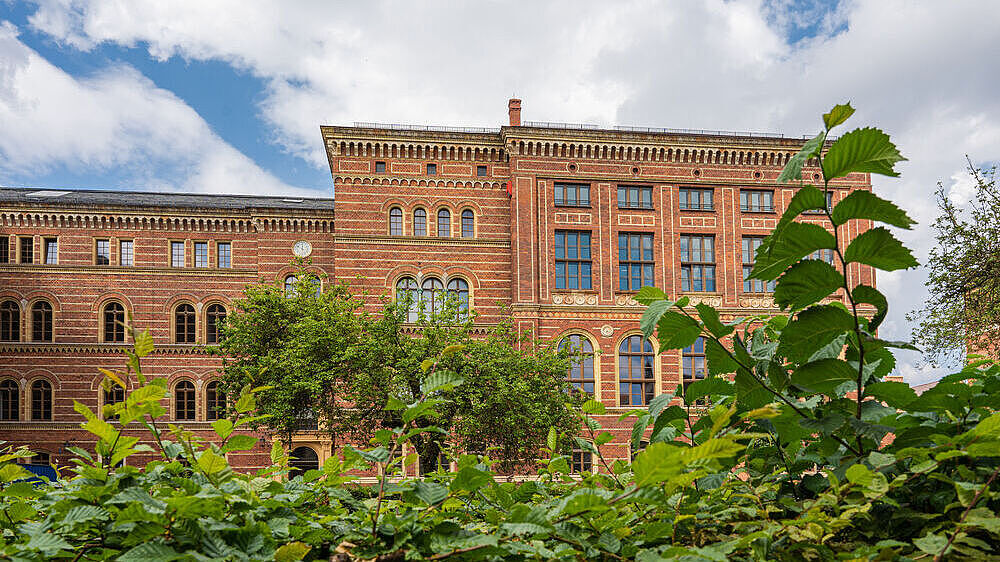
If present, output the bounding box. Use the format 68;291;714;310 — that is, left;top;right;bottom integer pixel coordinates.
0;264;258;277
334;234;510;248
0;343;211;355
333;176;505;189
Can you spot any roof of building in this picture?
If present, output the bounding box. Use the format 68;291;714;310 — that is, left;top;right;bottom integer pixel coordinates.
0;187;334;211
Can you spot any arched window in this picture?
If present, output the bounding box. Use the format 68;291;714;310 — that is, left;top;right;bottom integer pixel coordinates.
446;278;470;316
102;302;125;343
174;304;196;344
175;381;196;420
289;446;319;479
284;275;297;296
206;304;226;344
205;381;224;421
285;275;321;297
461;209;475;238
618;335;654;406
560;335;595;395
389;207;403;235
395;277;420;322
30;380;51;421
103;385;124;420
0;300;19;342
421;277;444;317
682;337;707;401
31;301;52;342
0;379;18;420
437;209;450;237
413;208;427;236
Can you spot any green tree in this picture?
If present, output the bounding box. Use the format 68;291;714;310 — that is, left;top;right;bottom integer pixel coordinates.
216;273;579;472
909;159;1000;364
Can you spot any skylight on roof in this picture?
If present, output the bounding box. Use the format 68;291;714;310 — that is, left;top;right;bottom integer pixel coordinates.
26;190;70;198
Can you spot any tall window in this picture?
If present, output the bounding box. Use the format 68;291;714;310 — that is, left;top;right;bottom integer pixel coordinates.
104;385;125;409
446;278;470;315
194;242;209;268
174;304;196;343
0;238;8;263
0;301;19;342
618;233;654;291
682;337;707;390
19;237;33;263
413;209;427;236
554;182;590;207
617;185;653;209
205;381;223;421
809;248;836;264
571;450;593;474
421;278;444;317
43;238;57;264
680;235;716;292
217;242;231;268
554;230;592;290
389;207;403;235
95;239;110;265
103;302;125;343
679;187;714;211
175;381;196;420
171;241;185;267
31;380;51;421
206;304;226;344
740;189;774;213
437;209;451;237
0;380;17;420
396;277;420;322
742;237;775;293
560;335;595;395
804;191;835;214
461;210;474;238
31;301;52;342
119;240;134;266
619;335;654;406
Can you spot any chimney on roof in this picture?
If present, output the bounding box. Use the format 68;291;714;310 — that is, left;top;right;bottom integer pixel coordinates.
508;98;522;126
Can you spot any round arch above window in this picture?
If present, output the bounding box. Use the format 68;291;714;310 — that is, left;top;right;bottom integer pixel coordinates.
30;379;52;421
101;301;126;343
0;300;20;343
413;208;428;236
174;304;196;344
289;446;319;479
388;206;403;236
30;301;53;342
0;378;19;421
460;209;475;238
205;303;227;344
174;380;196;421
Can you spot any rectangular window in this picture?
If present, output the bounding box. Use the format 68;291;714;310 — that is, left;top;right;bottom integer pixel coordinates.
617;185;653;209
678;187;714;211
194;242;208;268
95;239;110;265
43;238;57;264
740;189;774;213
570;450;593;474
19;237;33;264
426;163;437;175
618;233;654;291
171;241;185;267
742;237;775;293
803;190;835;214
554;182;590;207
217;242;231;268
682;338;707;405
554;230;592;290
809;248;836;264
0;238;8;263
680;235;716;292
375;161;386;173
119;240;134;266
477;165;487;177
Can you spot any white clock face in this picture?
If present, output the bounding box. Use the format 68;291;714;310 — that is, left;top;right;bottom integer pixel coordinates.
292;241;312;257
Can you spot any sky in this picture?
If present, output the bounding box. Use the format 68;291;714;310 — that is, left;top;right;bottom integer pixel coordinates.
2;0;999;384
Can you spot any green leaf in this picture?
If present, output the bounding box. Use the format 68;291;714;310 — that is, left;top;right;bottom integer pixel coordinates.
865;381;917;409
420;372;464;394
441;343;465;358
695;303;732;338
451;466;493;492
774;260;844;311
633;442;682;486
546;427;557;451
706;339;739;375
274;542;312;562
913;533;949;556
777;131;825;184
62;505;108;526
133;329;154;357
830;190;915;229
823;102;855;130
220;434;257;453
777;305;856;363
822;127;906;180
750;222;837;281
791;359;857;394
656;311;701;351
852;285;888;330
212;419;234;439
845;463;874;486
581;398;606;415
197;450;228;474
640;300;673;339
683;378;735;404
413;480;449;505
233;390;255;414
844;227;918;271
635;285;668;305
403;400;440;423
25;533;72;555
680;438;745;464
118;542;181;562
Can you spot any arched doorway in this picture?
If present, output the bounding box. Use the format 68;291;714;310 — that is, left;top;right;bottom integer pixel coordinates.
289;446;319;479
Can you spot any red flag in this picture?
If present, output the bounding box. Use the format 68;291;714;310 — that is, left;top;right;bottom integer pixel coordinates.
506;180;512;196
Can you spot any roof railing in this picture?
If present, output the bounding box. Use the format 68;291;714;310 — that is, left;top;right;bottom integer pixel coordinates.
352;122;500;134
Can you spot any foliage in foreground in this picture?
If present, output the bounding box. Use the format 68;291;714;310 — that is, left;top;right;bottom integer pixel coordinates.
0;105;999;561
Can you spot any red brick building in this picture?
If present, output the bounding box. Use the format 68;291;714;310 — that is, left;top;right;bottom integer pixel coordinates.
0;100;874;472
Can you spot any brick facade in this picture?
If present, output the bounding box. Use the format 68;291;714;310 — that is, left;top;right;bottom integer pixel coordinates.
0;100;874;472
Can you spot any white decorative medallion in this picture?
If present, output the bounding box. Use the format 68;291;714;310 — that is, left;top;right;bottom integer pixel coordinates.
292;240;313;258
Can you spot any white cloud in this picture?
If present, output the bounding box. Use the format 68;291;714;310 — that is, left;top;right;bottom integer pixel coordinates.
19;0;1000;382
0;21;309;196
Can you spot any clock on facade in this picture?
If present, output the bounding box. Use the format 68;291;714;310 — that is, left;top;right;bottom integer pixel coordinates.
292;240;312;257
